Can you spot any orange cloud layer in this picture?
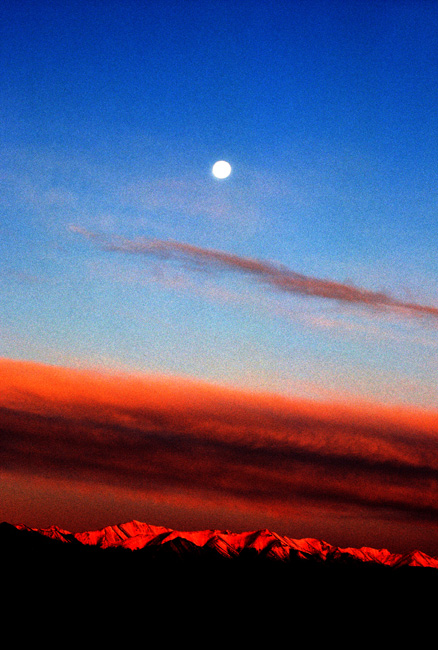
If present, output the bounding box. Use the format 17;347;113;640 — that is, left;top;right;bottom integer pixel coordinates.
2;356;438;537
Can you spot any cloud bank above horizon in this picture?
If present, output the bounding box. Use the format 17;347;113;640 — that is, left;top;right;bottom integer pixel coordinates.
2;357;437;552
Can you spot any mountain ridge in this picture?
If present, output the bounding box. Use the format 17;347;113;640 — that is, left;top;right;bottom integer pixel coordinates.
8;519;438;569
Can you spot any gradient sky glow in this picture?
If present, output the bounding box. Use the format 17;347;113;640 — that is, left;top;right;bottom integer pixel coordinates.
1;1;438;552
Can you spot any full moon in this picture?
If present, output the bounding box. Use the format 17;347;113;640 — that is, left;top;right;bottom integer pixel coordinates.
212;160;232;179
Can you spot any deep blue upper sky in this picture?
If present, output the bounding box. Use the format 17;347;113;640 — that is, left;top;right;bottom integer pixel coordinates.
1;0;437;407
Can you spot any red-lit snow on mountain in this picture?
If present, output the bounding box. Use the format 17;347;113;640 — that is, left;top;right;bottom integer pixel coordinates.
14;520;438;569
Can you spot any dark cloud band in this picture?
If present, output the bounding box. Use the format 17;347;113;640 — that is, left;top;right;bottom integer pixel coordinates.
2;358;438;527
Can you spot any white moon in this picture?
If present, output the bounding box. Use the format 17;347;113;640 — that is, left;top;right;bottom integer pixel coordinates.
212;160;232;179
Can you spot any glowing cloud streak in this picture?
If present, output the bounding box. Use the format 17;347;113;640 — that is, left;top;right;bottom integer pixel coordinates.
71;226;438;322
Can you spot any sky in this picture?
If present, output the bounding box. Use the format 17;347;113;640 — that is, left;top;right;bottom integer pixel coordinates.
1;0;438;554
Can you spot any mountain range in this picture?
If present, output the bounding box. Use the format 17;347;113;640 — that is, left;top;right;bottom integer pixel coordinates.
3;519;438;570
2;517;437;635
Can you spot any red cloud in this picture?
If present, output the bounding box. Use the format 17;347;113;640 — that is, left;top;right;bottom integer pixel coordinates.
1;358;438;551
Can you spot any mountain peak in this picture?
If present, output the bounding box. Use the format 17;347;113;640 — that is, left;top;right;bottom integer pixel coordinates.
3;520;438;570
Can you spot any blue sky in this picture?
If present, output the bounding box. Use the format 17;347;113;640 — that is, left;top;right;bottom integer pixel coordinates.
1;0;437;408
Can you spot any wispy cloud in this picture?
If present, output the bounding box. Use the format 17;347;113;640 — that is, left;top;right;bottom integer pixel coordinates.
70;226;438;323
118;168;292;229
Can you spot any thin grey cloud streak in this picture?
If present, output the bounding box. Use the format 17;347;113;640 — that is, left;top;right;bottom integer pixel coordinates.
70;226;438;322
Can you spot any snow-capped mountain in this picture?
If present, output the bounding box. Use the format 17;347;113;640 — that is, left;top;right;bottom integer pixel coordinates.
11;520;438;569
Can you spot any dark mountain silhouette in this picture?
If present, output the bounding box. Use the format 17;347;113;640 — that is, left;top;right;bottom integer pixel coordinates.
2;519;437;575
2;518;436;640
